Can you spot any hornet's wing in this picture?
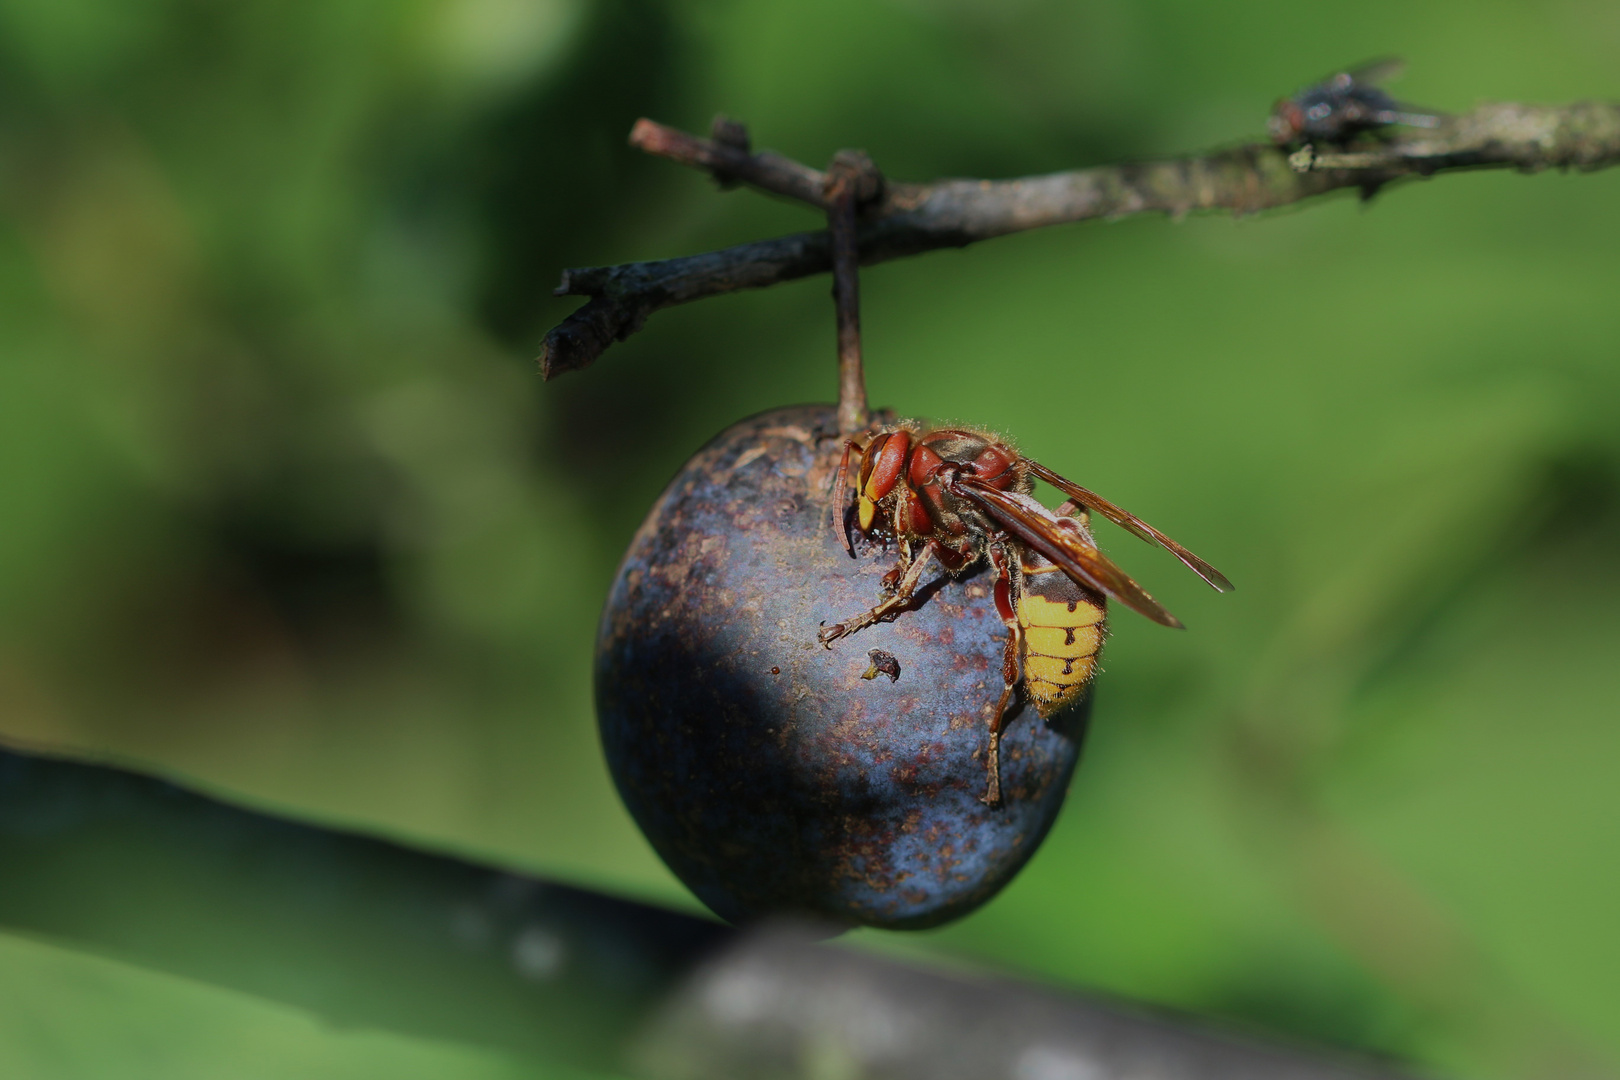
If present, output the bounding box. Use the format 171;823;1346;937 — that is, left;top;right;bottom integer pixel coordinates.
1024;460;1234;593
953;478;1184;628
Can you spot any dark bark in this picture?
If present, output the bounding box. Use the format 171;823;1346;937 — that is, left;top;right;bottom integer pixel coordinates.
0;742;1419;1078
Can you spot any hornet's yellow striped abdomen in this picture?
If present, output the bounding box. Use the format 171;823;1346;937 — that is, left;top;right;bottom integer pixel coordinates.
1017;564;1105;715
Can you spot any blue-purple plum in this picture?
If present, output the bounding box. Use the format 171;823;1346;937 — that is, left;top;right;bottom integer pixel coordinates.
595;406;1089;928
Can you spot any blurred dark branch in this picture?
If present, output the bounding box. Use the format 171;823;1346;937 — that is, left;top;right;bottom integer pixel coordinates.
541;100;1620;378
0;743;1414;1079
0;742;720;1070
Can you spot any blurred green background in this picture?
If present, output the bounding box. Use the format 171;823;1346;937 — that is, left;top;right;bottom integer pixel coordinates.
1;0;1617;1076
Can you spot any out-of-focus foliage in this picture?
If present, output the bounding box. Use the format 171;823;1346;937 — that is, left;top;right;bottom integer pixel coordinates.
0;0;1616;1077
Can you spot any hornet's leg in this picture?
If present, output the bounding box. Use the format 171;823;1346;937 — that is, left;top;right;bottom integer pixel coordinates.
819;541;940;645
982;540;1024;807
878;497;917;595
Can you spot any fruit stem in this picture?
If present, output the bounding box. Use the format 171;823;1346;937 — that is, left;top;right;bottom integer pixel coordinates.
824;152;879;435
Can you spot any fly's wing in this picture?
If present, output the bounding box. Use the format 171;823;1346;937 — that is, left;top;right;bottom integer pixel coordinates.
1373;106;1442;128
953;478;1184;628
1341;58;1442;127
1024;460;1234;593
1342;57;1406;86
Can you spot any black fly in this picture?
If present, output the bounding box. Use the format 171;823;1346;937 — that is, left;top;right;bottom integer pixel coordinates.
1268;59;1440;147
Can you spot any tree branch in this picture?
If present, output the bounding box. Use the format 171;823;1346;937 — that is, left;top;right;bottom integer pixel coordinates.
630;116;828;207
541;100;1620;379
0;742;1415;1078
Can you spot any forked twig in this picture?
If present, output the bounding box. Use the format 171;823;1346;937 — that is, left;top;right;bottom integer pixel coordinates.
541;101;1620;379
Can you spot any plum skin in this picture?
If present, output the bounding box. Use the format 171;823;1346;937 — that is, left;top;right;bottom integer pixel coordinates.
595;405;1090;929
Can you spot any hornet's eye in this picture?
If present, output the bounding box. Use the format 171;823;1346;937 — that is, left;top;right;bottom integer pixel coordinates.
857;433;889;489
862;430;910;502
857;431;910;532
